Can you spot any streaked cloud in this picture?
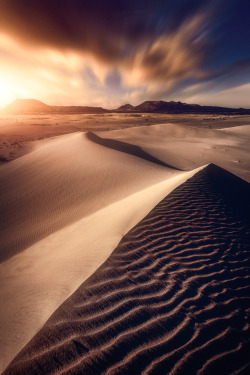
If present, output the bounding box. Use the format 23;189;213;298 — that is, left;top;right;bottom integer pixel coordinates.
180;82;250;109
0;0;249;108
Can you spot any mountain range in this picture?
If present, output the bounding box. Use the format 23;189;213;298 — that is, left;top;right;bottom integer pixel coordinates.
116;100;250;114
1;99;108;114
1;99;250;115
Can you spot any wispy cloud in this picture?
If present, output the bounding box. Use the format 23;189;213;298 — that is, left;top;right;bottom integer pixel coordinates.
0;0;249;108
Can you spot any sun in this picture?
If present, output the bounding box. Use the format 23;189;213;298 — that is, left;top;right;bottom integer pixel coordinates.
0;80;17;110
0;76;28;110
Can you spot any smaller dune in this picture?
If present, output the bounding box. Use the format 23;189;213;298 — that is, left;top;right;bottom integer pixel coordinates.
98;123;250;182
219;125;250;137
86;131;180;169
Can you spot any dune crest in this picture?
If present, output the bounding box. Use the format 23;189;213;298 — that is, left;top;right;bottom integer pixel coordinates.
0;132;205;373
4;164;250;375
1;122;250;374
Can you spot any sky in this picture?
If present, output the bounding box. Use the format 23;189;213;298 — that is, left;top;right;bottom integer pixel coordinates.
0;0;249;109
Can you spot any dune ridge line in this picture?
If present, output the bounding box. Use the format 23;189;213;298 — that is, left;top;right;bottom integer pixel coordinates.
0;163;206;373
4;164;250;375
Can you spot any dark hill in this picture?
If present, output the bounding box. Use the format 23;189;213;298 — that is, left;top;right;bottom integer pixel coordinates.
1;99;108;114
116;104;135;111
2;99;50;114
116;100;250;115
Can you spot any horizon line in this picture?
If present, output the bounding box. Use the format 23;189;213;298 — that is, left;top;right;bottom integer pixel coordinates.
1;97;250;111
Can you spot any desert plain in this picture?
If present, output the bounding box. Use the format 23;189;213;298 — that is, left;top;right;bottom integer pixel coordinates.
0;113;250;374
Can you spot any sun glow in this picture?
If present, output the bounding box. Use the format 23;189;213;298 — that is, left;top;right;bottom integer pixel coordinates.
0;32;114;109
0;34;35;109
0;78;25;109
0;33;84;109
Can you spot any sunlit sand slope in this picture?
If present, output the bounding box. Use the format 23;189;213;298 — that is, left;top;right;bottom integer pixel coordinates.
5;164;250;375
0;132;180;262
0;127;203;372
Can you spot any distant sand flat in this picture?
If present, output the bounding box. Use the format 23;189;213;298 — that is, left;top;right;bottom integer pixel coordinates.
219;125;250;137
4;165;250;375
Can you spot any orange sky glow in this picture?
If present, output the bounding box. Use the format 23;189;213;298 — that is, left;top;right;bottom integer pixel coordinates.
0;0;249;110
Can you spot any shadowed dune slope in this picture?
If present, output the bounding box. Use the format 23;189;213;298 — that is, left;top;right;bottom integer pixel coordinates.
4;164;250;375
86;132;181;170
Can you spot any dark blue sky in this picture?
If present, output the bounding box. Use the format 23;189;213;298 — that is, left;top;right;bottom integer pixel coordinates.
0;0;249;108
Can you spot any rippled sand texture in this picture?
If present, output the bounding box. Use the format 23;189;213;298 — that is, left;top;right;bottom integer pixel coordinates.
1;132;203;372
5;164;250;375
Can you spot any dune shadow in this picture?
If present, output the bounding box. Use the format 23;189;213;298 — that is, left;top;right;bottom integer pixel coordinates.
86;131;182;170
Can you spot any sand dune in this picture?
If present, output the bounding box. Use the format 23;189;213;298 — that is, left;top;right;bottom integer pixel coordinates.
0;129;206;372
4;164;250;375
98;123;250;182
0;131;182;262
220;124;250;137
86;132;180;170
1;113;249;164
1;122;250;374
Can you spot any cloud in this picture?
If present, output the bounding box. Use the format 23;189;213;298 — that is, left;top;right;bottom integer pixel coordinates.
0;0;153;62
0;1;210;69
126;14;207;84
0;0;249;108
181;82;250;109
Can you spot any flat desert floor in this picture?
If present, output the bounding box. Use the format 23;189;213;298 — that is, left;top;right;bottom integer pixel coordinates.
0;114;250;374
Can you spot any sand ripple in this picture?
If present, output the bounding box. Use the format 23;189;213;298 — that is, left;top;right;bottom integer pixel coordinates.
4;164;250;375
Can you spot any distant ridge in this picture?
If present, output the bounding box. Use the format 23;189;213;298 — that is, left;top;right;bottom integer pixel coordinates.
2;99;50;114
1;99;108;114
1;98;250;115
116;100;250;114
